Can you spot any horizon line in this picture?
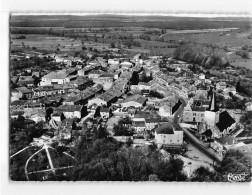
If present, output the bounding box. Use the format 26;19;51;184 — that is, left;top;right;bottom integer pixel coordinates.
11;12;252;18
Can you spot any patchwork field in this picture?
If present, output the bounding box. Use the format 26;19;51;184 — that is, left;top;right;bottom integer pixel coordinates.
163;29;252;47
11;34;83;52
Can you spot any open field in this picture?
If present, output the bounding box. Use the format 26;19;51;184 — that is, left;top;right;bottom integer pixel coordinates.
163;29;252;47
10;15;252;29
11;34;83;52
227;53;252;70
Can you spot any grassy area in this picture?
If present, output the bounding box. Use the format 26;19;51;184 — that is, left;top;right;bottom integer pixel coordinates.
163;29;252;47
48;148;75;168
11;34;83;52
227;53;252;70
9;146;41;180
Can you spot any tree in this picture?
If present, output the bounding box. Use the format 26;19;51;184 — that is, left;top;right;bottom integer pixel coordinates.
241;50;249;59
110;42;115;48
154;158;187;181
148;174;159;181
94;34;98;42
130;71;140;85
74;51;80;57
97;126;109;139
113;117;134;136
191;166;219;182
217;149;251;182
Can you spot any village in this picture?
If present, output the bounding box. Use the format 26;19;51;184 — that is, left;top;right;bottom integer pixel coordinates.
9;44;252;181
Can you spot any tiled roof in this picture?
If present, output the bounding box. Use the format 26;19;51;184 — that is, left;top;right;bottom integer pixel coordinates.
134;121;146;127
191;106;206;112
100;107;110;112
15;87;31;94
43;71;68;79
56;105;83;112
155;123;174;134
74;76;91;85
122;95;147;105
18;76;34;82
216;111;236;132
215;136;235;145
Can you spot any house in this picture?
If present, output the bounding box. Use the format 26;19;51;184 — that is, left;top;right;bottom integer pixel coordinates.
120;95;147;109
145;117;169;130
216;111;236;137
57;119;75;140
63;96;83;105
55;56;73;66
40;71;70;86
134;121;146;133
216;82;226;91
153;72;174;86
18;76;34;87
100;107;110;118
108;58;120;65
55;105;84;119
15;87;32;99
88;70;103;79
210;136;236;157
88;97;107;108
93;74;114;90
159;105;172;118
154;123;184;149
79;85;103;104
245;102;252;111
73;76;93;90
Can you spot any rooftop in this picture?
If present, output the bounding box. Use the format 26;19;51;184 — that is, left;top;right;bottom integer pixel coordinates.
56;105;83;112
15;87;31;94
155;123;174;134
216;111;236;132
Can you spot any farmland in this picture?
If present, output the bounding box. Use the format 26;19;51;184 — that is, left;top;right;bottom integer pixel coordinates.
10;14;252;65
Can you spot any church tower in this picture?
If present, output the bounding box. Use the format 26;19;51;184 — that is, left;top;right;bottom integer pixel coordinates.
204;92;220;137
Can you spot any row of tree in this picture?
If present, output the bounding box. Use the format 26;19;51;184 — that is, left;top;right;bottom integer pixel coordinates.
173;44;230;70
66;138;187;181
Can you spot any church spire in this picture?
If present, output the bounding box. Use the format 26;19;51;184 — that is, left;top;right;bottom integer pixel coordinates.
208;92;218;112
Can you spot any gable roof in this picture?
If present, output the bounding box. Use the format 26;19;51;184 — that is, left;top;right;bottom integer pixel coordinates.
155;123;174;134
215;136;235;145
216;111;236;132
18;76;34;82
100;107;110;112
56;105;83;112
134;121;146;127
43;71;68;79
15;87;31;94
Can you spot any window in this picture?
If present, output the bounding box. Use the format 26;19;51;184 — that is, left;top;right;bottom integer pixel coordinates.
201;114;204;117
193;113;196;116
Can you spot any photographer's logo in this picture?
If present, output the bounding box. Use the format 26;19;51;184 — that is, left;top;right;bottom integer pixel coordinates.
227;173;248;182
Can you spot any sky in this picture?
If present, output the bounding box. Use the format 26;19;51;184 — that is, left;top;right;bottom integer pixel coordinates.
3;0;252;17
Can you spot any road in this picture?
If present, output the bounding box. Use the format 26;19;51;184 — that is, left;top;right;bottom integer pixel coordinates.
173;96;222;163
